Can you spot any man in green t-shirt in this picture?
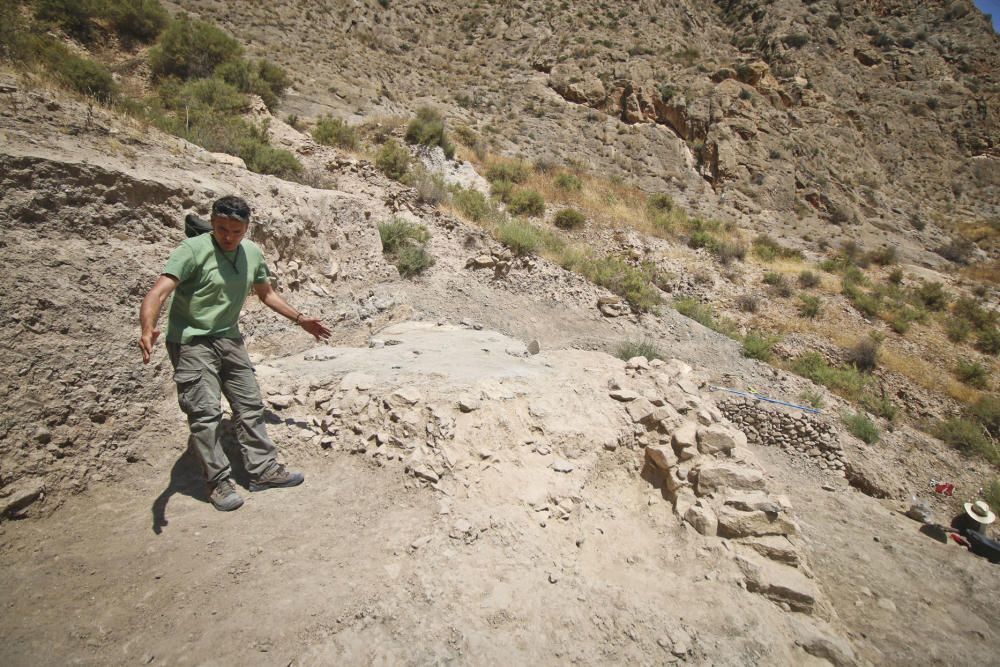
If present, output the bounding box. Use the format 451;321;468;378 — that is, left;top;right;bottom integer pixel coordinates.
139;196;331;511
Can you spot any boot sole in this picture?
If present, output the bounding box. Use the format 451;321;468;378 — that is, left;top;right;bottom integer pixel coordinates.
211;497;245;511
249;477;304;492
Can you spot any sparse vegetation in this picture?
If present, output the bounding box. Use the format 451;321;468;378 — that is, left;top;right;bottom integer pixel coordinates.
934;417;999;465
849;335;881;373
798;295;822;319
312;115;357;149
798;270;821;288
753;234;802;262
486;160;530;184
405;106;455;159
616;339;665;362
378;218;434;277
452;188;493;223
507;189;545;217
149;13;243;80
674;298;738;338
742;331;779;361
553;208;585;229
554;172;582;191
956;359;991;389
843;411;880;444
791;352;867;399
376;139;410;180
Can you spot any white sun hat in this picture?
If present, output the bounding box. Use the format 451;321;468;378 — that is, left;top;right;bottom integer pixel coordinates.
964;501;997;525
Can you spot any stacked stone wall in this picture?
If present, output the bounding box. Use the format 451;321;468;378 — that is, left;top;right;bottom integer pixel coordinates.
718;398;846;475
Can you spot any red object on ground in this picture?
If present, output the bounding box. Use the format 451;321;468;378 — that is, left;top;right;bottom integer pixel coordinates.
934;483;954;496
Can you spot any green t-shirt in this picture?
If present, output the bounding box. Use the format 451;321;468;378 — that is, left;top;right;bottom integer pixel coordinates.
162;233;270;343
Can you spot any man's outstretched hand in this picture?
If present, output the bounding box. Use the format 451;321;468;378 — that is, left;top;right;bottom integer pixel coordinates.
139;328;160;364
299;317;331;342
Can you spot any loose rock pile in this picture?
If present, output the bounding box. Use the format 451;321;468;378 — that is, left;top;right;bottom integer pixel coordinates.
617;358;828;617
718;399;847;475
258;328;836;625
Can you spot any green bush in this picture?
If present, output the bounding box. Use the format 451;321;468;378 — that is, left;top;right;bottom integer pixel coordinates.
393;244;435;277
162;77;245;114
378;219;433;277
783;33;810;48
984;479;1000;514
946;317;972;343
842;280;881;318
406;166;449;205
379;218;429;253
149;14;242;80
763;271;793;297
798;270;821;288
977;327;1000;355
554;172;582;191
553;208;585;229
954;297;998;330
497;219;543;256
970;394;1000;438
214;58;289;110
843;411;880;444
753;234;804;262
376;139;410;180
452;188;492;223
616;339;665;362
405;106;454;158
798;295;822;319
934;417;999;465
312;115;357;149
914;282;949;311
647;193;674;213
674;297;738;338
486;160;530;184
51;48;118;101
715;239;747;266
508;189;545;217
243;142;302;179
34;0;97;40
861;392;897;421
105;0;169;42
581;257;661;313
956;359;991;389
742;331;779;361
791;352;867;399
490;179;515;203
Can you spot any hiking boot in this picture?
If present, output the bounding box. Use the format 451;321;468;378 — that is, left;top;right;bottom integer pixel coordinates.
249;463;304;492
209;478;244;511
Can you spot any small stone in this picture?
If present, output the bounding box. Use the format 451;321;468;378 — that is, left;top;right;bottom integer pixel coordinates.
877;598;897;612
551;459;574;473
457;396;481;412
527;340;541;355
609;389;641;402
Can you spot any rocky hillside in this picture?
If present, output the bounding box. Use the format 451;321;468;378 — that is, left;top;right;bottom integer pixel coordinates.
173;0;1000;267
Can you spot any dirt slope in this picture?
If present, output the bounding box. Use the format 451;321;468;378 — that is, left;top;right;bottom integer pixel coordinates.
1;70;999;666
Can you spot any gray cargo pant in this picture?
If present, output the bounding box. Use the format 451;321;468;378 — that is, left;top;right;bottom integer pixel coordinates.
167;336;277;485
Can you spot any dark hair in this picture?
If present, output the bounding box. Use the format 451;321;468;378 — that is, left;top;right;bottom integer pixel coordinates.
211;196;251;224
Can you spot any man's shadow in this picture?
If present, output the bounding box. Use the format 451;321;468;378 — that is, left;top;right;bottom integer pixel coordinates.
151;418;250;534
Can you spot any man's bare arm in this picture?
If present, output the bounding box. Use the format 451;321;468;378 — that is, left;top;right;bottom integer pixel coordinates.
253;282;331;341
139;274;179;364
